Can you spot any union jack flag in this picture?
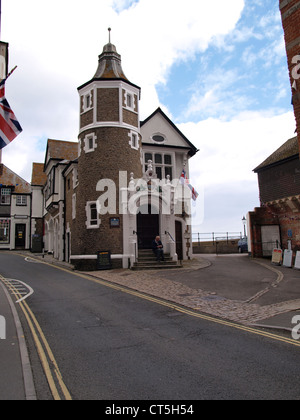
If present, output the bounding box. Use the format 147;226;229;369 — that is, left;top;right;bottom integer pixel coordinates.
0;70;22;149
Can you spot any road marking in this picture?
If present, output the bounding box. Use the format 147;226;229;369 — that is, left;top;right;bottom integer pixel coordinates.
1;278;34;303
0;274;72;401
25;257;42;264
12;253;300;349
19;255;300;349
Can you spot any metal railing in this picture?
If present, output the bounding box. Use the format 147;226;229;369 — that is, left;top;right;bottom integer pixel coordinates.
192;232;243;245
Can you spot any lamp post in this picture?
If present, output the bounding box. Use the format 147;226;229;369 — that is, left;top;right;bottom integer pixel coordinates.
242;216;247;238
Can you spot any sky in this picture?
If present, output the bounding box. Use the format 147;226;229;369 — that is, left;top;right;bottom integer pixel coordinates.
0;0;297;236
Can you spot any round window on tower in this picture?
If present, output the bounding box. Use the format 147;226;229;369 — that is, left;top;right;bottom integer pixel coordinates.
152;134;166;143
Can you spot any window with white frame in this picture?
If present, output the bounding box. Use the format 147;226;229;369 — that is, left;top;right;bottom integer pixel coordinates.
72;194;76;220
82;91;93;113
144;152;174;180
0;188;11;205
128;131;139;150
84;133;97;153
86;202;100;229
124;90;135;111
72;167;79;189
16;195;27;206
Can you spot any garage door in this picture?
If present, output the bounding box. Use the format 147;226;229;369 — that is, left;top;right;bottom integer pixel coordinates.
261;225;281;257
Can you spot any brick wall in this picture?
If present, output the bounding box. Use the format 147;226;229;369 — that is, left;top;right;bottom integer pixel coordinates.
249;205;300;259
72;125;143;265
257;156;300;203
280;0;300;151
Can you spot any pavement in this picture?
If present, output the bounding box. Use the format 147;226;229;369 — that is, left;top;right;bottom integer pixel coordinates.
1;251;300;399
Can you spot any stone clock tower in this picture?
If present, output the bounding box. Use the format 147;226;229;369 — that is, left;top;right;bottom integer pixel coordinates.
71;33;143;269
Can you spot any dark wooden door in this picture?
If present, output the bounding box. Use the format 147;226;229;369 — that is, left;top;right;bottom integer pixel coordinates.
137;205;159;249
15;224;26;249
175;221;183;260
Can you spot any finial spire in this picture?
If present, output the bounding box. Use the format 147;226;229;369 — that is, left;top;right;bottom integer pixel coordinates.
108;27;111;44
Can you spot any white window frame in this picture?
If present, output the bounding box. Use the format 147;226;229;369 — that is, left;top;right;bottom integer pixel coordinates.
82;91;93;113
0;188;11;205
84;133;97;154
143;151;175;180
124;90;136;112
85;201;101;229
16;195;27;206
72;167;79;189
128;130;139;150
72;194;76;220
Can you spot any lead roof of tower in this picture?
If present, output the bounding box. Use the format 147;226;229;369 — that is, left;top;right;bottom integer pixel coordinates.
78;41;141;92
93;42;129;80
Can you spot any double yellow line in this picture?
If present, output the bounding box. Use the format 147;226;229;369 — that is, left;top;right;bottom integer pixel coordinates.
18;253;300;349
80;274;300;348
0;275;72;401
18;253;300;350
3;253;300;402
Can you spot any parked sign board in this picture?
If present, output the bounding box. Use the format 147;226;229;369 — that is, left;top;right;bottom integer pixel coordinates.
283;249;293;268
294;251;300;270
272;248;283;265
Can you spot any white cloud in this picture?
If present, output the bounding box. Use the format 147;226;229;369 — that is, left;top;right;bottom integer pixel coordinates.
179;111;296;231
0;0;297;234
1;0;246;180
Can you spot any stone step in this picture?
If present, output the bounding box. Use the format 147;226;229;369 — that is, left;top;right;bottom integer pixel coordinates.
131;263;182;271
138;256;173;262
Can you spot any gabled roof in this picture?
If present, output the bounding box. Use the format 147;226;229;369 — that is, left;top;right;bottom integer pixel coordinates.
44;139;78;170
0;164;31;193
141;108;198;157
254;136;299;173
31;163;47;187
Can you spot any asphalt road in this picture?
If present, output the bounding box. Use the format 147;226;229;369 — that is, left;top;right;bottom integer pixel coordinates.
1;252;300;400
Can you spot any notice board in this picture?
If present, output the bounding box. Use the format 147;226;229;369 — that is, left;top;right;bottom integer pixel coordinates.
97;251;112;271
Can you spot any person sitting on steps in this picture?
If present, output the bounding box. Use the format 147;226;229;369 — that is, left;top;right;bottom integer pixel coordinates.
152;235;165;262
